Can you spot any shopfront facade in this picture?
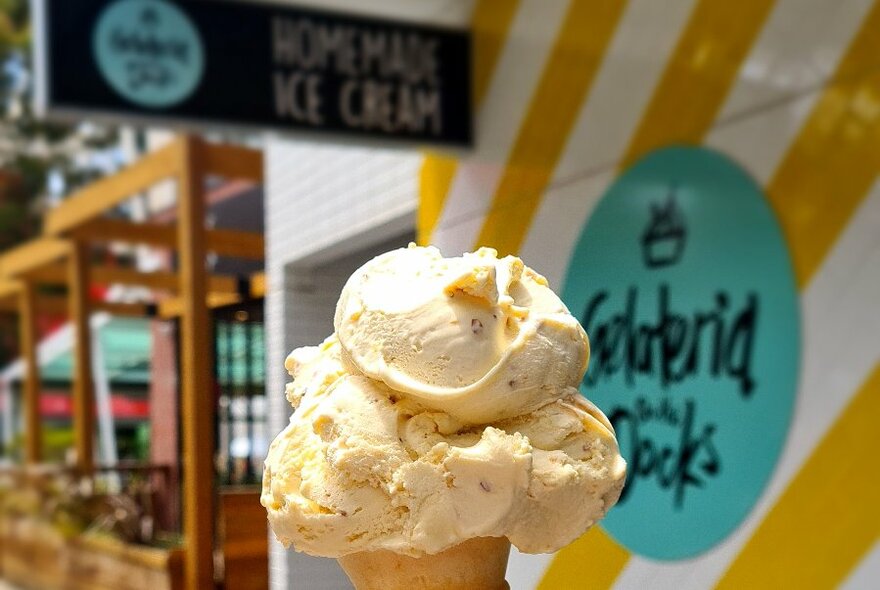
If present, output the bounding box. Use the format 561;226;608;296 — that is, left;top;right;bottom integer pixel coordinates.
263;0;880;588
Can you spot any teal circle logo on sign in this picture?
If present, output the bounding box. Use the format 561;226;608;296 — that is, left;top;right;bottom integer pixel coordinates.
562;146;799;560
93;0;204;108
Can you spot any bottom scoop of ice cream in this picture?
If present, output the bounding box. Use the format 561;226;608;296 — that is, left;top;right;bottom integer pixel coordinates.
262;336;626;558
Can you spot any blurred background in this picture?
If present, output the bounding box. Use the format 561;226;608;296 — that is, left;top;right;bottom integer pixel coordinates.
0;0;877;589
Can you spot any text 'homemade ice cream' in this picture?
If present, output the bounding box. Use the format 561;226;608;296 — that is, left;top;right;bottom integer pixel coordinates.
262;245;626;558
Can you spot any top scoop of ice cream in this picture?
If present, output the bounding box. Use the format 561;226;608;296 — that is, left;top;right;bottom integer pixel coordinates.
262;245;625;559
334;245;590;423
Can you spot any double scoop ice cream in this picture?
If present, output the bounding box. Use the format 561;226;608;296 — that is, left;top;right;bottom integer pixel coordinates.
262;245;626;565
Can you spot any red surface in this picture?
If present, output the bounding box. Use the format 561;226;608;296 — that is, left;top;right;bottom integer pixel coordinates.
36;313;67;338
37;391;149;419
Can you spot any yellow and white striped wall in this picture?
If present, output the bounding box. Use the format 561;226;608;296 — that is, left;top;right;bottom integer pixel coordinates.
419;0;880;588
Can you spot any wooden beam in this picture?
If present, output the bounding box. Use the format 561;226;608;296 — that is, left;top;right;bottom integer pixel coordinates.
15;263;67;285
99;268;239;294
203;143;263;182
70;218;265;260
177;136;215;589
207;228;264;259
24;261;239;295
71;218;177;248
18;282;42;464
157;291;242;319
0;294;157;318
0;238;69;278
97;266;177;290
249;271;266;298
94;301;154;318
44;141;181;236
208;274;241;295
68;241;94;474
0;279;21;300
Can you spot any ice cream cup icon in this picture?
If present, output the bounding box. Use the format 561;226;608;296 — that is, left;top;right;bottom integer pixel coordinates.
338;536;511;589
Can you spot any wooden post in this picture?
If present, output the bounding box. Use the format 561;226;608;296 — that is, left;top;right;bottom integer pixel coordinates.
69;240;94;473
177;136;215;589
18;281;41;463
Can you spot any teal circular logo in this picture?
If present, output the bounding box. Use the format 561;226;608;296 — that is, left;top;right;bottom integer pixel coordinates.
562;147;799;560
93;0;204;108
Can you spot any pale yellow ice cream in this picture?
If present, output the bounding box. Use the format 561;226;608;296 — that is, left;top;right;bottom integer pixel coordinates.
262;245;625;558
335;246;589;424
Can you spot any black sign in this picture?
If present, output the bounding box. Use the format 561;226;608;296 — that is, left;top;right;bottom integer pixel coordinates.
33;0;472;147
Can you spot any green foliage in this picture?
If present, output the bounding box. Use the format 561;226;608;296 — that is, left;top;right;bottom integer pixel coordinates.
0;0;118;248
0;467;176;547
0;163;39;251
0;0;29;54
2;427;77;463
0;0;119;363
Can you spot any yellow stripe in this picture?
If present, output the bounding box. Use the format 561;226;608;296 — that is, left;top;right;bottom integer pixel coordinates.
537;1;778;586
417;155;458;245
417;0;521;245
470;0;521;107
537;527;630;590
717;363;880;589
475;0;628;255
538;1;880;588
621;0;776;166
766;0;880;287
712;12;880;581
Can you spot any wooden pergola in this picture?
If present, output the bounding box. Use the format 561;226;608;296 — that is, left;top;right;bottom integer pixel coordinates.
0;135;266;589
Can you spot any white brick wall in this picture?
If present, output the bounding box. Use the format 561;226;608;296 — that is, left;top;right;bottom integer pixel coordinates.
263;138;419;589
266;141;420;266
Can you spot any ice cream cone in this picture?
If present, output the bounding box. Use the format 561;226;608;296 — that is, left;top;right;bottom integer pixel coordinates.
338;536;511;590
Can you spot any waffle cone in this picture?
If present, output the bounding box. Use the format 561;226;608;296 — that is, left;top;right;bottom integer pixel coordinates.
337;536;511;590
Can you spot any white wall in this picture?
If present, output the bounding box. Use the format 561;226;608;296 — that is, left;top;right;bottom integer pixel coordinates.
263;138;419;589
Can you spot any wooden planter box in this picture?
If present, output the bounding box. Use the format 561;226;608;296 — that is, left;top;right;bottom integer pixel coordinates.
65;535;184;590
0;516;67;589
0;515;183;590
